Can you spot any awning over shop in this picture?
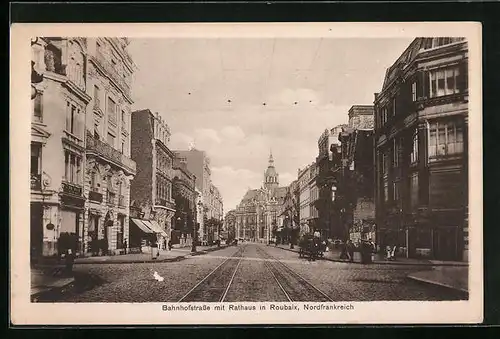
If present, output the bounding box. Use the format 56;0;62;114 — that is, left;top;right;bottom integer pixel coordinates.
131;218;154;234
147;220;168;238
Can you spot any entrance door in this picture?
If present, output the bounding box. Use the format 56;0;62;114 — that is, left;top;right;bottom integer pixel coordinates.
30;203;43;259
433;227;458;260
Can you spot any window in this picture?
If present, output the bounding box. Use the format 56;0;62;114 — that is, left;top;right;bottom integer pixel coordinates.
430;67;460;98
428;120;464;158
410;129;419;164
393;181;400;204
121;110;126;129
64;151;82;184
392;97;397;117
65;102;82;137
93;85;100;108
107;132;115;148
393;138;400;168
411;81;417;102
107;97;117;124
383;179;389;202
31;144;41;176
382;152;389;176
33;92;43;122
410;173;419;209
90;171;100;192
121;141;125;154
94;123;100;140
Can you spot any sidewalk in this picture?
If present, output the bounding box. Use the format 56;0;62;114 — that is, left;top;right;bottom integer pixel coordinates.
271;244;468;293
407;266;469;294
31;267;75;301
74;244;229;264
271;243;468;267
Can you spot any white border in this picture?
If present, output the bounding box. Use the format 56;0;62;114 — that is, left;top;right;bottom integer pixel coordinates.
10;22;483;325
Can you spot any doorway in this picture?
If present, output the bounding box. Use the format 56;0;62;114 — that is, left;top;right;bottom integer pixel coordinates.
433;227;458;261
30;203;44;260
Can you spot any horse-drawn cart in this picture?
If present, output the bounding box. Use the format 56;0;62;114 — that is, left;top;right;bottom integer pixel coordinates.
298;234;322;260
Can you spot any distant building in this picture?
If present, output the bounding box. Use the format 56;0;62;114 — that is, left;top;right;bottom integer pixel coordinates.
297;165;311;237
172;154;197;248
235;152;287;242
308;162;319;234
374;37;468;261
130;109;175;249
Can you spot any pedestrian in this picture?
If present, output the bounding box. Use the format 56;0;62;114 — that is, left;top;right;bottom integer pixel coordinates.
347;240;355;262
123;239;127;255
168;239;172;251
64;249;75;276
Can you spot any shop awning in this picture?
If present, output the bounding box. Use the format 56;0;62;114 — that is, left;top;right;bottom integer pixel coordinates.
147;220;168;238
131;218;154;234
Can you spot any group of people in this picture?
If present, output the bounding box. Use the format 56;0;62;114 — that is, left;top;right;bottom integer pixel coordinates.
340;238;377;263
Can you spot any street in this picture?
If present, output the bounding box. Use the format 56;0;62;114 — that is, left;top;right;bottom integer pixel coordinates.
49;243;465;302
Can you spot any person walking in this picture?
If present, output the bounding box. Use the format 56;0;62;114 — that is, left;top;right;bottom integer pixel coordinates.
347;240;355;262
123;239;127;255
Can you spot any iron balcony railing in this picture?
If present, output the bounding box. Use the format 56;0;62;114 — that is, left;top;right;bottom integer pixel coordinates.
62;181;83;196
86;131;136;175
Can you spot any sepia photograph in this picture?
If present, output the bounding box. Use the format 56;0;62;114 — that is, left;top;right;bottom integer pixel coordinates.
10;22;482;325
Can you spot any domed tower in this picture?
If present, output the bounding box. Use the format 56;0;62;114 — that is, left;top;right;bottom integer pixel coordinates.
264;150;279;190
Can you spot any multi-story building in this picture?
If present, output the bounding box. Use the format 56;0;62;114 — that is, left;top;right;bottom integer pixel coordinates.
314;124;347;240
173;148;224;243
374;37;468;261
30;37;93;258
172;155;197;247
195;187;204;243
130;110;175;249
84;37;137;255
278;179;300;245
308;161;319;234
297;165;311;237
235;152;286;242
224;210;237;243
338;105;376;244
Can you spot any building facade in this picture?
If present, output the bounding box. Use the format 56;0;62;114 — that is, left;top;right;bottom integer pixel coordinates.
31;37;93;258
308;162;319;234
338;106;376;244
173;149;223;243
314;124;347;240
84;37;137;255
235;152;286;243
172;155;197;247
374;37;468;261
130;110;175;249
297;165;311;237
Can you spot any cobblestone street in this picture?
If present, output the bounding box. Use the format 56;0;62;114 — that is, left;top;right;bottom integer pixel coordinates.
48;243;466;302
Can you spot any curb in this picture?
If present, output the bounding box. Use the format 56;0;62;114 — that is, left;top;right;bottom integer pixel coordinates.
407;274;469;294
269;245;466;267
73;246;230;265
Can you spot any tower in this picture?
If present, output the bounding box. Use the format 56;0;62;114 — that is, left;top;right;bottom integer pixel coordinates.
264;150;279;190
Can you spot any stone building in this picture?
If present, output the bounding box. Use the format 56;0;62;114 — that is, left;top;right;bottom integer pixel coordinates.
337;106;376;244
235;152;287;242
172;155;197;247
84;37;137;255
374;37;468;261
297;165;311;237
174;149;223;243
308;161;319;234
30;37;137;258
30;37;93;258
314;124;347;240
130;110;175;249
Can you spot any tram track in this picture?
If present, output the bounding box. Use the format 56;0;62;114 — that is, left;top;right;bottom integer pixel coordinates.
256;246;333;302
178;245;246;302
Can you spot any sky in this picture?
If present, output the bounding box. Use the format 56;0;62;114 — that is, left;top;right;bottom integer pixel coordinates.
127;37;414;212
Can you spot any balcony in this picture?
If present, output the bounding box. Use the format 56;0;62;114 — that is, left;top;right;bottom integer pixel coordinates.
62;181;83;196
94;50;132;98
86;131;136;175
89;190;103;203
31;174;41;190
156;198;167;207
63;130;84;148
